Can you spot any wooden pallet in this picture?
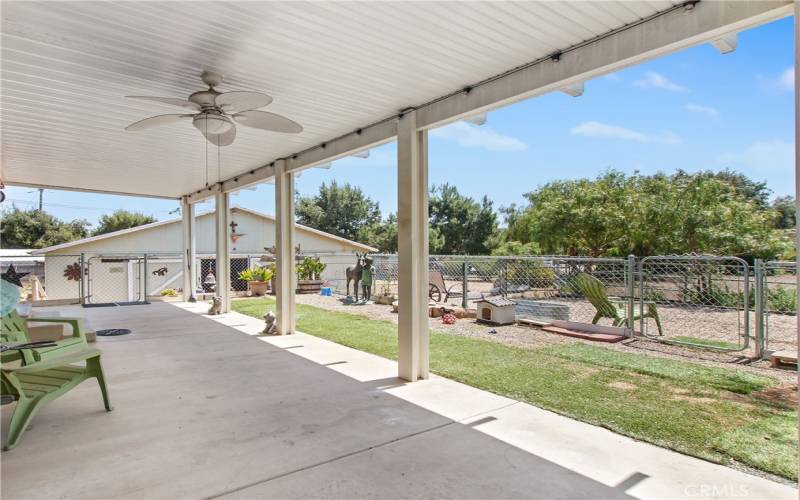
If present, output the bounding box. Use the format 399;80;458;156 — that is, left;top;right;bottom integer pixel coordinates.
770;350;798;369
542;326;626;343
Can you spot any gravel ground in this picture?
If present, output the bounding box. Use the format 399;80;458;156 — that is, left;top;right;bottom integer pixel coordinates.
296;293;796;384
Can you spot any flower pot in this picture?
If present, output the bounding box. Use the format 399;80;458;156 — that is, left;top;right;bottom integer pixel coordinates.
297;279;323;294
248;280;269;296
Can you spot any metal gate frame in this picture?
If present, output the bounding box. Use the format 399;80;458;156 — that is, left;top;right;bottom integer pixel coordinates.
638;255;750;352
80;252;149;307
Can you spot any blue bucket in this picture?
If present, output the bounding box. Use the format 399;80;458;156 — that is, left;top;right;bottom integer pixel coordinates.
320;287;333;296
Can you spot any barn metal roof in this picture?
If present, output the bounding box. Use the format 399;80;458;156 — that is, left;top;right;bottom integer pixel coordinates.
1;1;792;200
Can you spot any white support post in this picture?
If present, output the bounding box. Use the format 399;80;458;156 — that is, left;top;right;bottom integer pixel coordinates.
275;159;296;335
794;0;798;365
181;197;196;302
397;110;430;382
214;188;231;313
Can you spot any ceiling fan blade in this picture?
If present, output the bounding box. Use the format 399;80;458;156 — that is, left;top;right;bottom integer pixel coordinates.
215;91;273;113
233;110;302;134
202;123;237;147
125;95;201;111
125;114;193;131
126;96;201;111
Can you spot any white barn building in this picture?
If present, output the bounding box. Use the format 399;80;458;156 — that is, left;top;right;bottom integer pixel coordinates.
33;206;376;303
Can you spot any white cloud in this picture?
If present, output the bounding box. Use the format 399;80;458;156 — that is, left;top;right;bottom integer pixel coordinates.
633;71;689;92
758;67;794;92
685;103;719;119
718;140;793;172
570;121;682;145
430;122;527;151
778;67;794;91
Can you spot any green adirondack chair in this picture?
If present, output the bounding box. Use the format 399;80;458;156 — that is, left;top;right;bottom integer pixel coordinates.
573;273;664;336
1;311;112;450
1;311;89;364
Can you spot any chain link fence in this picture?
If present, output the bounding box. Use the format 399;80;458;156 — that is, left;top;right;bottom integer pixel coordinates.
31;250;797;359
373;253;797;358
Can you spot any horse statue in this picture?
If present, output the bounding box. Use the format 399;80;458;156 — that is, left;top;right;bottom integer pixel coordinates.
345;252;367;301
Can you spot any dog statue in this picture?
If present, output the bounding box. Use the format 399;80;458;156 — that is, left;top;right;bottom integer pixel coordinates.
207;296;222;315
262;311;278;335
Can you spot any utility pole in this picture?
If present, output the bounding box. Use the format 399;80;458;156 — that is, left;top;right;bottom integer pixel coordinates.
37;188;43;212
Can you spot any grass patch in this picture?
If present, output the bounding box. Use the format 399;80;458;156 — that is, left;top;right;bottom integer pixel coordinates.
672;336;741;351
233;297;797;480
543;343;771;394
716;413;799;480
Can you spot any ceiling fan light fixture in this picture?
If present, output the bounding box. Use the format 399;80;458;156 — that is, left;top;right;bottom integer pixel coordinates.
193;113;233;135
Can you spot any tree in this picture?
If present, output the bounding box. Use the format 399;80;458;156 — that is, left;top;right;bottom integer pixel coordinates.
498;170;786;260
680;169;772;207
772;196;796;230
359;214;398;253
1;207;89;248
296;181;381;242
92;210;156;236
428;184;497;254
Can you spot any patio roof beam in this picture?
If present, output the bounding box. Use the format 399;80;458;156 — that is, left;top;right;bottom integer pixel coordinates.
5;181;178;201
274;159;296;335
397;110;429;382
214;187;231;313
181;198;197;303
176;0;789;200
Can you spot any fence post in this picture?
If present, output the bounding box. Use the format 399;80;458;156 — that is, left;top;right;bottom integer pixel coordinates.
754;258;765;359
462;259;469;309
626;254;636;337
79;253;85;305
143;253;149;304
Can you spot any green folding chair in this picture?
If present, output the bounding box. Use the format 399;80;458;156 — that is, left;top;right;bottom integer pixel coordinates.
573;273;663;335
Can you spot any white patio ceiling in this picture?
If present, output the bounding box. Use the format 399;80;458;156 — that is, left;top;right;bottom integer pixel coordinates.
1;1;792;200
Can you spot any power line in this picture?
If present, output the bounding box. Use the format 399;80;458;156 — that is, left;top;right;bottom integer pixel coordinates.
4;198;178;215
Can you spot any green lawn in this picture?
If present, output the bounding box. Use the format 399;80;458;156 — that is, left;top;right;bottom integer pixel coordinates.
233;297;798;480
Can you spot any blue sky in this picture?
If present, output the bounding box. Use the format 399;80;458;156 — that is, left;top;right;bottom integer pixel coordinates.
4;16;794;228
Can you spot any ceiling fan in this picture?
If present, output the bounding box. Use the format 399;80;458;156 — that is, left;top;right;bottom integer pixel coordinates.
124;71;302;146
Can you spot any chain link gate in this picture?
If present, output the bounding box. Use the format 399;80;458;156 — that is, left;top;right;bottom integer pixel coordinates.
638;256;750;351
754;260;797;359
81;253;148;307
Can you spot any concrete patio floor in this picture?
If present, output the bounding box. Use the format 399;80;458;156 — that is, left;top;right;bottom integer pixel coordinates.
1;302;796;500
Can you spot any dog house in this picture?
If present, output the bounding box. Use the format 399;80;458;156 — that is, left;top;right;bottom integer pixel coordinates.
475;297;516;326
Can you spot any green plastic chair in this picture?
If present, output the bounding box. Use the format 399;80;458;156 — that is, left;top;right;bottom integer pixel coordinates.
572;273;663;336
1;311;112;450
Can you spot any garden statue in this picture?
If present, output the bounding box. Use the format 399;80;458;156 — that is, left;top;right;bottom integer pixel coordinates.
208;296;222;315
345;252;366;302
262;311;278;335
360;256;375;303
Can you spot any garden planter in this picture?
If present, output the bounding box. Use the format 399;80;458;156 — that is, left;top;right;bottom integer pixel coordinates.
375;294;395;305
248;280;269;296
297;279;324;294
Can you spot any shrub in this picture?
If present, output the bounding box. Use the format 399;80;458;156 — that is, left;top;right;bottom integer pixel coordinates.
238;266;274;282
296;257;327;280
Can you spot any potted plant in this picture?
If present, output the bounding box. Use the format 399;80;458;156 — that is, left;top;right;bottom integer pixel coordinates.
296;257;327;294
238;266;274;296
375;279;396;305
